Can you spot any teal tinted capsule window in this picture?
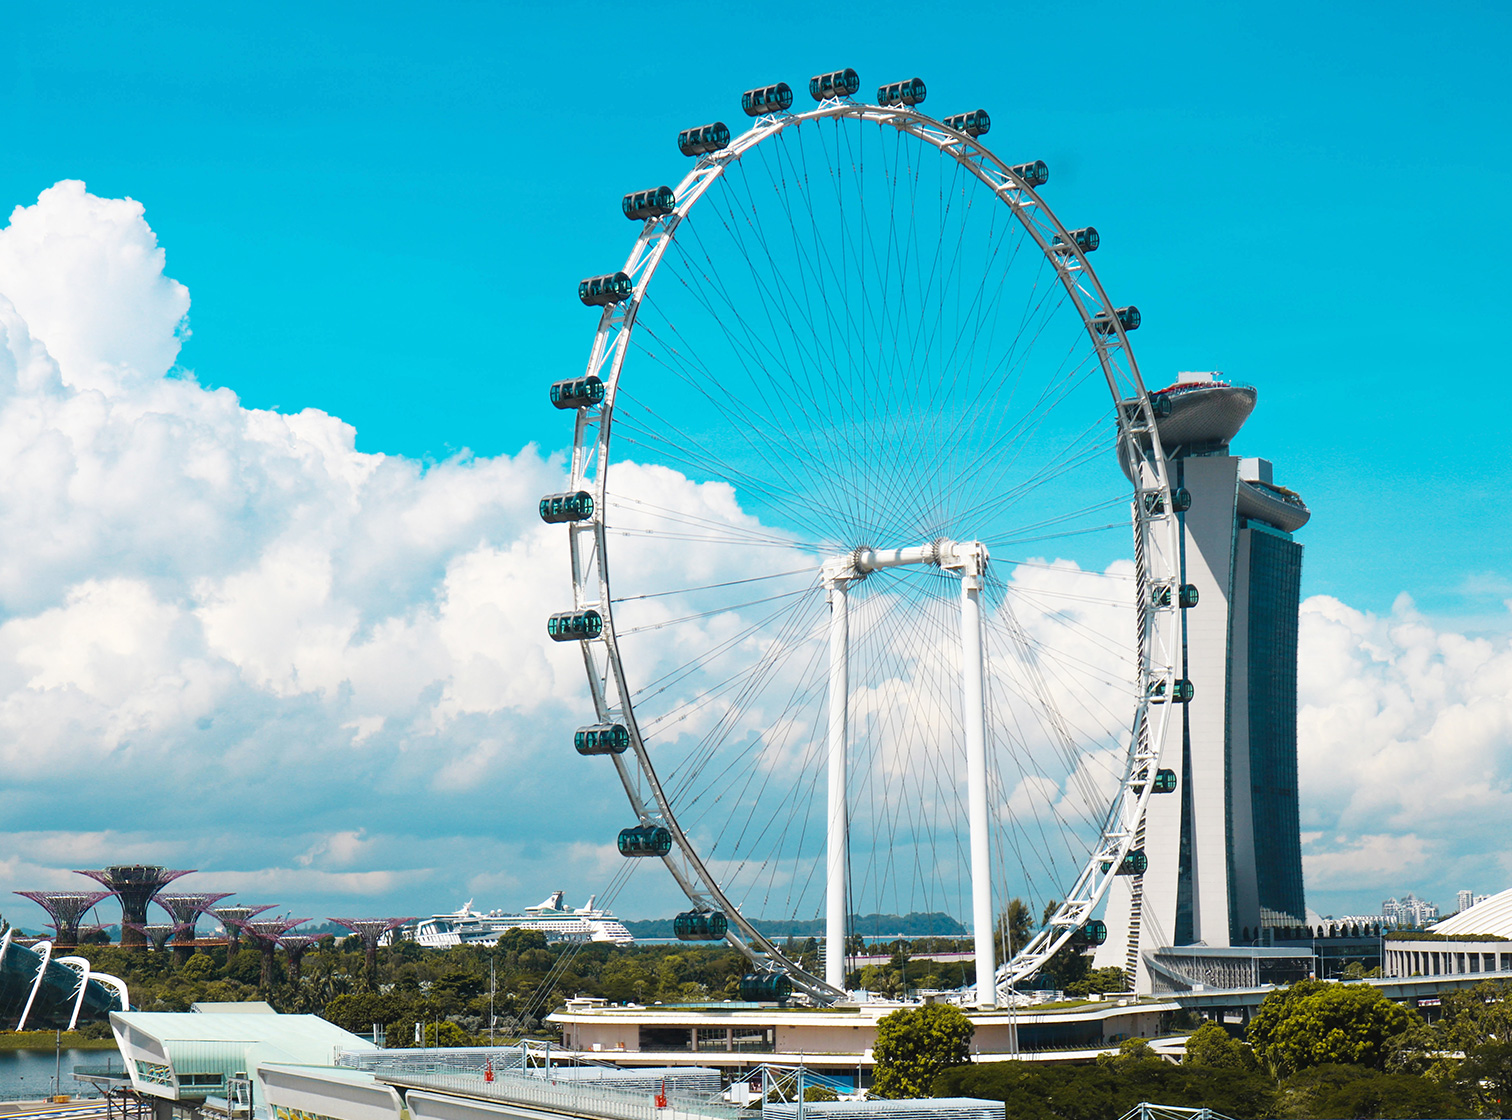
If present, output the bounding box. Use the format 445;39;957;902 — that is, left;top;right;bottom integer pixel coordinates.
1078;920;1108;945
1152;768;1178;793
944;109;990;136
878;78;926;107
550;376;605;409
579;272;633;307
618;825;673;857
623;187;675;221
539;491;594;524
742;83;793;117
546;610;603;641
673;910;729;940
1151;585;1173;608
1011;160;1050;187
678;122;730;157
1178;584;1199;608
1092;306;1140;334
740;972;793;1003
1148;677;1194;703
809;68;860;100
575;724;630;755
1053;227;1099;254
1119;849;1148;875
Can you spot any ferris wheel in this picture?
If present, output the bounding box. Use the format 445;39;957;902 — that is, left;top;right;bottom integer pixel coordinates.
542;69;1184;1006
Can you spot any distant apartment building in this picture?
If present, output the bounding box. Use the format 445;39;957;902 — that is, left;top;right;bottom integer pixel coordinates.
1383;893;1440;928
1456;890;1489;914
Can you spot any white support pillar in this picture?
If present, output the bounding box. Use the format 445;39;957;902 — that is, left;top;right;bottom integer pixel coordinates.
825;580;850;992
959;550;996;1008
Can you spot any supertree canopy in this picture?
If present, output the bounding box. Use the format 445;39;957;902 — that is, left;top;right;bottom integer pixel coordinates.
331;917;414;977
156;893;232;940
123;922;191;953
277;935;321;986
14;891;111;947
75;866;193;947
233;917;308;989
211;905;274;948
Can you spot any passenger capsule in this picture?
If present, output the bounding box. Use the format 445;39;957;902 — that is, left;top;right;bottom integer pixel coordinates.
579;272;634;308
943;109;990;137
1152;768;1178;794
1011;160;1049;187
1149;678;1195;704
809;68;861;101
1141;486;1191;516
575;724;630;755
877;77;927;107
742;83;794;117
1052;227;1099;254
618;824;673;857
1150;582;1199;609
1092;306;1141;334
673;910;729;941
1117;849;1148;876
739;972;793;1004
1149;394;1173;418
550;375;605;410
677;121;731;157
623;186;676;222
546;610;603;642
1075;920;1108;946
539;491;594;524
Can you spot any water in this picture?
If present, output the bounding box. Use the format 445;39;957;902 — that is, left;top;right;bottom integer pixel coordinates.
0;1049;116;1101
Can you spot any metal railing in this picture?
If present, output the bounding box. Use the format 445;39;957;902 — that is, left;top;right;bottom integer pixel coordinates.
386;1067;742;1120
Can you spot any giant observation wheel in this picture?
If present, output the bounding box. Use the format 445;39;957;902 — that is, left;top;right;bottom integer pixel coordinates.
542;69;1186;1006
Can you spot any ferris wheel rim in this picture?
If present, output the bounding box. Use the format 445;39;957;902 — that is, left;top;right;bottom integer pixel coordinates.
562;95;1183;1004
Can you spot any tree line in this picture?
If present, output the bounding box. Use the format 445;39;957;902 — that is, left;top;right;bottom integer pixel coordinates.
874;978;1512;1119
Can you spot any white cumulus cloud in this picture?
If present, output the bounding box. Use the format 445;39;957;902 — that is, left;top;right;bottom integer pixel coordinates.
0;179;1504;934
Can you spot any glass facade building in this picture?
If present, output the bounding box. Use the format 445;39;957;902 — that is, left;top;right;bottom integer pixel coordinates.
1242;525;1306;929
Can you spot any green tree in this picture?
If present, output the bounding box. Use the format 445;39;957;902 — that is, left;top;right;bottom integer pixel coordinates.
1309;1070;1470;1119
1097;1038;1162;1071
997;898;1034;959
1456;1041;1512;1118
1183;1022;1256;1070
1440;979;1512;1052
871;1003;975;1099
1248;980;1417;1074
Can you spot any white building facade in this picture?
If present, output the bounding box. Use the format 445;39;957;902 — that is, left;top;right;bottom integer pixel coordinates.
1098;374;1310;991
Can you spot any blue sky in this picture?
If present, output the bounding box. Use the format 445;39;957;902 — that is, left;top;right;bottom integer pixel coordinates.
1;2;1509;931
8;1;1509;618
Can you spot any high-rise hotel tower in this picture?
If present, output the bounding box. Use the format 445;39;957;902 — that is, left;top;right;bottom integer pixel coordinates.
1097;373;1310;991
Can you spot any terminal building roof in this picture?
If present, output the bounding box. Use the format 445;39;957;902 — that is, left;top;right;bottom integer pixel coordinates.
1432;887;1512;938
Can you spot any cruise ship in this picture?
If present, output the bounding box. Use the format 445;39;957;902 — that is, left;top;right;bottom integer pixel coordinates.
409;892;634;947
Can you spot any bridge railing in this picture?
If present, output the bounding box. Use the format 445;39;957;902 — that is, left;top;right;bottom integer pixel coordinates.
383;1068;743;1120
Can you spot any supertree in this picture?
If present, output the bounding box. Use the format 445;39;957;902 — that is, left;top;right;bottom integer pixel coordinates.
211;905;275;950
156;893;232;963
123;922;191;953
278;935;321;986
330;917;415;980
232;917;308;989
75;866;193;948
14;891;111;947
